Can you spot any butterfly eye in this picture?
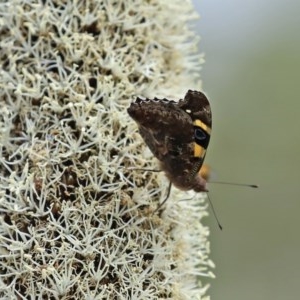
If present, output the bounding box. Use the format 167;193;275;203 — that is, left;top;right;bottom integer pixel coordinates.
194;128;206;140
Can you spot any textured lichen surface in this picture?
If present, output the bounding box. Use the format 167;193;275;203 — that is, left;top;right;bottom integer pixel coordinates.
0;0;213;299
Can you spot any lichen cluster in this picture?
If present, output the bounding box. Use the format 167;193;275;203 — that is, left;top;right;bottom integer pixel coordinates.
0;0;213;299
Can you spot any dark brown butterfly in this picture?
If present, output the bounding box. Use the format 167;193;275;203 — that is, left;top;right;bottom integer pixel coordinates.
128;90;212;206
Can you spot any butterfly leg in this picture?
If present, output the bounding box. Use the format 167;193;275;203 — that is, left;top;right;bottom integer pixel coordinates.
127;167;162;172
153;181;172;214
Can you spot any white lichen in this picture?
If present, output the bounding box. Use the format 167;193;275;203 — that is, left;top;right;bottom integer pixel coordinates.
0;0;213;299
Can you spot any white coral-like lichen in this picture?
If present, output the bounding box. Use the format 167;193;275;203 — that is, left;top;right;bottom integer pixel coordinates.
0;0;214;299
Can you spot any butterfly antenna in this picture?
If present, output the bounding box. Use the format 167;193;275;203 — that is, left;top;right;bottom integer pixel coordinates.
207;193;223;230
209;181;258;188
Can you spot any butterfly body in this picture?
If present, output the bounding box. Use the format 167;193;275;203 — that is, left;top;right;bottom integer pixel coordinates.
127;90;212;193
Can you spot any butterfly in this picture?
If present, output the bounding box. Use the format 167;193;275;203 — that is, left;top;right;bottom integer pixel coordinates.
127;90;212;209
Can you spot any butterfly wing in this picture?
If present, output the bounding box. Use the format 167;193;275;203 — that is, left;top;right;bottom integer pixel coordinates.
178;90;212;177
127;90;212;192
128;98;194;161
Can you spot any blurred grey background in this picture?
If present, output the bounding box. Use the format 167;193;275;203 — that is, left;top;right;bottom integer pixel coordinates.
193;1;300;299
